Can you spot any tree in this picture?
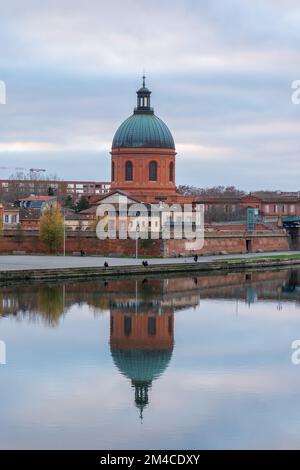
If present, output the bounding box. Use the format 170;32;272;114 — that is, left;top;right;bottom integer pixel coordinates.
176;184;246;197
37;285;65;327
75;196;90;213
2;171;61;204
9;170;60;182
63;195;75;209
39;204;64;253
176;185;247;223
0;205;3;237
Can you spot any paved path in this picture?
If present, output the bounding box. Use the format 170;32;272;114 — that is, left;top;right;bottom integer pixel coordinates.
0;252;298;271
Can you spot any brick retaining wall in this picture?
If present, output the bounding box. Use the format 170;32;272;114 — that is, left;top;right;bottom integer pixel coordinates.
0;229;291;257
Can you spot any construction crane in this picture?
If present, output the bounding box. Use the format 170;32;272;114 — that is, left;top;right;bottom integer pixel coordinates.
0;167;46;172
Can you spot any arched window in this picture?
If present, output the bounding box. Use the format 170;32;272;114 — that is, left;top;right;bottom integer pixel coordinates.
149;161;157;181
111;161;115;181
169;161;173;182
125;161;133;181
148;317;156;336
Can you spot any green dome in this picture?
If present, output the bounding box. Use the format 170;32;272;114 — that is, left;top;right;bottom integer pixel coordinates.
111;348;173;383
112;77;175;150
112;113;175;150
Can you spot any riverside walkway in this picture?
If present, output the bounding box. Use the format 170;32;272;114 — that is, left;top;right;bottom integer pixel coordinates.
0;251;299;284
0;251;299;271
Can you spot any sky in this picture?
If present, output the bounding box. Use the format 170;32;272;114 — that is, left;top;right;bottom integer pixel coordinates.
0;0;300;191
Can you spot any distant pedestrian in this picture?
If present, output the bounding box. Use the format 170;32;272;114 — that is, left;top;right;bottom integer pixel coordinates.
104;261;109;267
80;249;85;257
194;254;198;262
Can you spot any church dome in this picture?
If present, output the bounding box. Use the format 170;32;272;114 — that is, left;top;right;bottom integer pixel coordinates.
112;114;175;150
111;346;173;420
112;77;175;150
111;348;173;383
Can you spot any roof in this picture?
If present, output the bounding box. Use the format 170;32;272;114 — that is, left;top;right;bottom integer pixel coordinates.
137;86;151;94
112;113;175;149
246;192;300;203
90;189;142;206
17;196;56;202
65;212;91;220
19;208;41;220
193;195;242;204
110;348;173;383
194;192;300;204
3;203;19;211
77;206;97;215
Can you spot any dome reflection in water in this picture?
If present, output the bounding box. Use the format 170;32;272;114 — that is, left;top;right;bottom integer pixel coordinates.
109;281;174;421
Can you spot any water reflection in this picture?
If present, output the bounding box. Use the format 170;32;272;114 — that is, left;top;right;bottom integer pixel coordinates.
109;281;175;421
2;269;300;323
0;285;65;326
1;268;300;433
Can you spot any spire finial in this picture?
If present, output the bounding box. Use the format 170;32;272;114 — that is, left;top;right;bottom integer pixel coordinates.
139;407;144;424
135;74;152;114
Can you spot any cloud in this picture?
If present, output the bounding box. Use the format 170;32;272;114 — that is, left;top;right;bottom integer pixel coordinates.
0;0;299;189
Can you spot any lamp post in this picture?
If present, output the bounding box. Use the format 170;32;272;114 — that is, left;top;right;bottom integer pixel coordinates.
63;208;66;257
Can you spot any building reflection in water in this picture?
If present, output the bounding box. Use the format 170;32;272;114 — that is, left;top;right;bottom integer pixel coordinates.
109;280;175;421
1;269;300;419
1;270;300;324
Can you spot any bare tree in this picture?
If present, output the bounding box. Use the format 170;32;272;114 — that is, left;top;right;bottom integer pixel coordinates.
176;185;246;197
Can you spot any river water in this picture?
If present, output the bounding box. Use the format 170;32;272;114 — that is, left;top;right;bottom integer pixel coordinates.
0;268;300;449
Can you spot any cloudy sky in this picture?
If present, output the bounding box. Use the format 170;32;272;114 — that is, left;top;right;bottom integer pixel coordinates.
0;0;299;190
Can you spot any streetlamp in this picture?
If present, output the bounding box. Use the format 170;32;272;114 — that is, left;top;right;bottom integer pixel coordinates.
63;208;66;257
135;223;140;259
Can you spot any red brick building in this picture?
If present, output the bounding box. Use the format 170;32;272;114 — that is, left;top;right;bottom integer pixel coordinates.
80;77;291;255
0;77;295;256
0;179;111;203
240;192;300;219
2;204;19;229
193;191;300;224
110;76;191;204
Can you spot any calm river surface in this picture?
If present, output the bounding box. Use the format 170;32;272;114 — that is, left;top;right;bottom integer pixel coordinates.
1;268;300;449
